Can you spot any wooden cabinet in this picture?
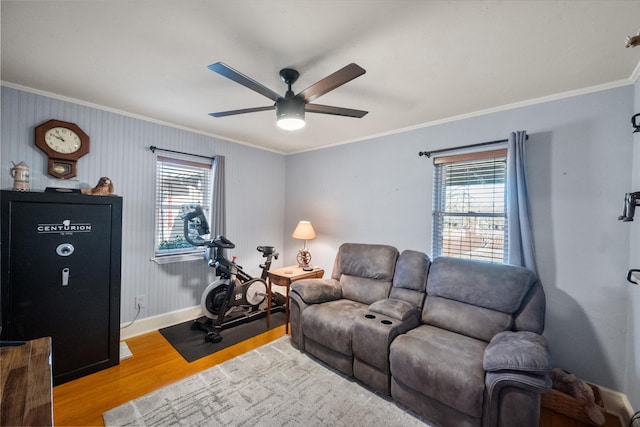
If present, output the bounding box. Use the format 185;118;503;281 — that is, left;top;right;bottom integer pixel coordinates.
0;337;53;426
1;190;122;385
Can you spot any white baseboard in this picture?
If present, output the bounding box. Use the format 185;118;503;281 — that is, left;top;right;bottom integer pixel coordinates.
599;384;637;426
119;305;203;340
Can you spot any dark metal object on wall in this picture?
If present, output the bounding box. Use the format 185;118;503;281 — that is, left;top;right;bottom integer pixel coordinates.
418;135;528;158
149;145;216;161
618;191;640;221
632;113;640;133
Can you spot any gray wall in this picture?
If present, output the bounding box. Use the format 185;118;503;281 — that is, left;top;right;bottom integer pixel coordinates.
0;86;287;323
285;85;639;406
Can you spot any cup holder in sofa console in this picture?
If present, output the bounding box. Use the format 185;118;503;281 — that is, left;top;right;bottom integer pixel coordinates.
365;314;376;319
380;319;393;325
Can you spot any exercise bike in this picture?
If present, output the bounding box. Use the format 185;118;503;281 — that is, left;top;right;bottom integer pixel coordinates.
181;204;285;343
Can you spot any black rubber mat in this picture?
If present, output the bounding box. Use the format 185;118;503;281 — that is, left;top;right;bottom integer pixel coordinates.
159;310;286;362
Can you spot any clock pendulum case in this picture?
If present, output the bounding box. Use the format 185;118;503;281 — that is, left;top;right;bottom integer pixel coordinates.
35;119;90;179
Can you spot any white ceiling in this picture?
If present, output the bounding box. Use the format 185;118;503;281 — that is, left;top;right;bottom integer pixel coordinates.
2;1;640;154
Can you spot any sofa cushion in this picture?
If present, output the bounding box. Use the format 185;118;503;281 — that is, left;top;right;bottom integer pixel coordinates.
423;296;513;342
331;243;399;281
302;299;369;356
483;331;551;373
390;325;487;418
423;257;538;341
341;275;393;305
389;250;430;308
426;257;537;313
329;243;398;305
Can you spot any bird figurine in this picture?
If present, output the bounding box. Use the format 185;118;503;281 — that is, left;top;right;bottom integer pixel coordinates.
81;177;115;195
626;30;640;48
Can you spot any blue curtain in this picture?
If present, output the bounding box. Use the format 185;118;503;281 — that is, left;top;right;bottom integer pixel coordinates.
211;155;226;237
507;131;537;274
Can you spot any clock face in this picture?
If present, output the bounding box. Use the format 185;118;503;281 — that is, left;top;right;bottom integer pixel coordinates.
44;127;82;154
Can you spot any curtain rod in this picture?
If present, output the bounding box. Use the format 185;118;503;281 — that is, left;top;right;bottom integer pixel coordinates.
149;145;215;161
418;135;528;158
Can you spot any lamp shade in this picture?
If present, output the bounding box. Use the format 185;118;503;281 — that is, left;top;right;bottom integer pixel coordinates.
292;221;316;240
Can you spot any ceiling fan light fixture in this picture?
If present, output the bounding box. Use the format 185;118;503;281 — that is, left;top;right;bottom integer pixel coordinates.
276;98;306;131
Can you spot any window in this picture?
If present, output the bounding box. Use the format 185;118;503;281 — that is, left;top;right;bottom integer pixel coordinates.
432;149;507;263
154;155;213;258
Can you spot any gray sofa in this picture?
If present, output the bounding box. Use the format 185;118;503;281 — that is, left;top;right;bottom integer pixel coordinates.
288;243;551;427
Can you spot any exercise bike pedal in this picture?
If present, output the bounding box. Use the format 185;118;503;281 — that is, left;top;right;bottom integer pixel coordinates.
272;292;286;306
191;318;213;330
205;331;223;343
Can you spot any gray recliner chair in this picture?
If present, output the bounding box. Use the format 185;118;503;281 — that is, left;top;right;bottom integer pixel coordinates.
288;242;399;376
389;256;551;427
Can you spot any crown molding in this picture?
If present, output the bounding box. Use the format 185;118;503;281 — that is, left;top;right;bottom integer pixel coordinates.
0;81;286;155
292;74;639;155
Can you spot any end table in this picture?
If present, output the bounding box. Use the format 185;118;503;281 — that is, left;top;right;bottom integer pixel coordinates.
267;265;324;333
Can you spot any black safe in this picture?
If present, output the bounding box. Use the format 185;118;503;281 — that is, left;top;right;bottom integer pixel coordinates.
1;190;122;385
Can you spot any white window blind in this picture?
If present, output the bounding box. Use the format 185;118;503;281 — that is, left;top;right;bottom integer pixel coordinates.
432;149;508;263
155;155;213;257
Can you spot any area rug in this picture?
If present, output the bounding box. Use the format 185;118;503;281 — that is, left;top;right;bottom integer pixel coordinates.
159;311;286;362
103;336;431;427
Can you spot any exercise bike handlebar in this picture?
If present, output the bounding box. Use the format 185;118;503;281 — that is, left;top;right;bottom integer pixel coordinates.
214;235;235;249
180;204;237;250
181;204;274;282
181;204;210;246
183;214;207;246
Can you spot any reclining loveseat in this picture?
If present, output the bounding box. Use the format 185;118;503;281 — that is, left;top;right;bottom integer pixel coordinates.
288;243;551;427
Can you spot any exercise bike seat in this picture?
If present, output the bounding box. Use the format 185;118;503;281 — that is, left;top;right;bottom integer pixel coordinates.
257;246;277;257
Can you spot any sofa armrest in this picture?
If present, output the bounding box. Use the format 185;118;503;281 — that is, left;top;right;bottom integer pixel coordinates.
290;278;342;304
484;371;551;427
483;332;552;427
368;298;419;321
483;331;551;374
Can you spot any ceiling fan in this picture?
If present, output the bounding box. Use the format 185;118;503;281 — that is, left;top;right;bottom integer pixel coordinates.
207;62;368;131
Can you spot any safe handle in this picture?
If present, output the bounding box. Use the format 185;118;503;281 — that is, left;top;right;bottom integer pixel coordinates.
62;268;70;286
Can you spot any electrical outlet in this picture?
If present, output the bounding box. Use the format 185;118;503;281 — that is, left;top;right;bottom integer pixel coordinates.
135;295;146;309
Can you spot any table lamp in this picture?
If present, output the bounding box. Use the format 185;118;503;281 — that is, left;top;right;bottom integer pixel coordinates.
292;220;316;271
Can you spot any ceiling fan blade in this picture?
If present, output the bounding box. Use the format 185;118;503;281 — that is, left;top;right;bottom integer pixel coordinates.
209;105;275;118
305;103;368;118
208;62;281;102
298;63;366;103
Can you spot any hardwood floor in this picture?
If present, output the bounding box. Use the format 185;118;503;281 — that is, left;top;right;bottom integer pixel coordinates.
52;325;286;426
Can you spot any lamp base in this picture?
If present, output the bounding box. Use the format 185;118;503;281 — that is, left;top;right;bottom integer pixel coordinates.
302;265;313;271
297;249;312;270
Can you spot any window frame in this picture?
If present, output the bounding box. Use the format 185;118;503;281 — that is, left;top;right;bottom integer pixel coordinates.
431;148;508;263
153;155;214;263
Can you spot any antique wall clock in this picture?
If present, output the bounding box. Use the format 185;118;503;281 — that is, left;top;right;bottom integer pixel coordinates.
35;119;90;179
